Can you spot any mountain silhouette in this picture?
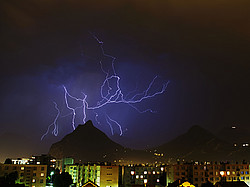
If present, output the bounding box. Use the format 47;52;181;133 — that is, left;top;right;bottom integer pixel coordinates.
49;120;125;162
49;123;250;163
156;125;233;161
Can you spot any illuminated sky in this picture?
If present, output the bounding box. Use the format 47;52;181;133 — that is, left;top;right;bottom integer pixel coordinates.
0;0;250;160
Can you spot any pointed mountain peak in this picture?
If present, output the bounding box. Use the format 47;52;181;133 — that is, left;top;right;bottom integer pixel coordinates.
75;120;95;130
49;120;124;162
85;120;94;126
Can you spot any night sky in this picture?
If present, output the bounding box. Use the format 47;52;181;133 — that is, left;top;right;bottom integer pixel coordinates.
1;0;250;161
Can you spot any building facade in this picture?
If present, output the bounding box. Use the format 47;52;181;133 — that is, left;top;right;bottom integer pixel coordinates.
122;164;166;187
65;164;119;187
166;161;250;187
0;163;47;187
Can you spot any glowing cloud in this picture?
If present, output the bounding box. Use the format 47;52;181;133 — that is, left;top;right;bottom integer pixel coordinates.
41;35;169;140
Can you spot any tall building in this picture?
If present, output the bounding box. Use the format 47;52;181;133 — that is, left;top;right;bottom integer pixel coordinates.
0;163;47;187
56;157;74;172
9;154;56;186
65;163;120;187
29;154;56;177
100;165;120;187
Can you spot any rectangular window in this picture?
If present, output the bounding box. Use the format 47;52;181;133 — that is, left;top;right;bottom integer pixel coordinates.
40;179;44;183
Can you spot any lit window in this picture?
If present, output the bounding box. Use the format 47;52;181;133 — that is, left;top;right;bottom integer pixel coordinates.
144;179;148;184
144;171;147;174
153;171;156;174
130;171;135;175
32;179;36;183
227;171;230;175
41;173;44;177
220;171;225;176
136;175;139;179
161;167;164;171
21;167;25;170
157;179;160;182
140;175;143;179
36;162;40;164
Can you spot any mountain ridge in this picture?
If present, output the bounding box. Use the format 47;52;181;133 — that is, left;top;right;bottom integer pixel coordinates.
48;121;250;163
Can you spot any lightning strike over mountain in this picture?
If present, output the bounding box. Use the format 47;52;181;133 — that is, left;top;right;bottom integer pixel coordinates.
41;35;170;140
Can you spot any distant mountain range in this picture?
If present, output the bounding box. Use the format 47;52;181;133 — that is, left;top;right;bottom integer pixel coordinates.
156;125;232;161
48;121;250;163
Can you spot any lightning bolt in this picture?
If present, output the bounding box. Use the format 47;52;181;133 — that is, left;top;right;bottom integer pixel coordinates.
41;102;60;140
41;34;169;140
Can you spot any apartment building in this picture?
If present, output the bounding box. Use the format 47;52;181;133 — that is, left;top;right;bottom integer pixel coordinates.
0;163;47;187
65;164;119;187
122;164;166;187
166;161;250;187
